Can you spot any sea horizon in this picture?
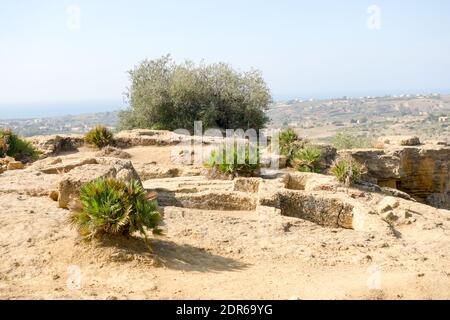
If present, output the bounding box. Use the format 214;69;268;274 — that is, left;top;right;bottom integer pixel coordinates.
0;100;125;120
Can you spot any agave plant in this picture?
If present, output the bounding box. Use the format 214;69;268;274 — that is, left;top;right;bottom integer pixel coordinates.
85;125;114;149
330;157;366;185
69;178;161;240
293;147;322;173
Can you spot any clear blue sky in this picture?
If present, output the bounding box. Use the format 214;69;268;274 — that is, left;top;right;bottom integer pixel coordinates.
0;0;449;117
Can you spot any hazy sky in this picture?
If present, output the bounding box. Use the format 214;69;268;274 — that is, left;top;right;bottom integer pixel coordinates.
1;0;449;115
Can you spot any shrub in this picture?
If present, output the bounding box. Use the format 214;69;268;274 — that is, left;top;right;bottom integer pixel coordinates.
205;143;260;177
0;128;39;162
331;132;374;150
330;157;366;185
279;128;307;165
292;147;322;173
69;178;161;240
85;125;114;149
119;55;272;132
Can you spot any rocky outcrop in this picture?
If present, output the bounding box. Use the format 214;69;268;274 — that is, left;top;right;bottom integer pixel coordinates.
34;158;98;174
0;155;142;208
399;146;450;209
28;134;84;158
340;137;450;209
95;146;131;159
57;158;141;209
1;156;24;172
0;169;60;197
114;130;183;148
310;143;337;171
7;161;24;170
378;135;421;146
136;164;181;180
134;162;202;180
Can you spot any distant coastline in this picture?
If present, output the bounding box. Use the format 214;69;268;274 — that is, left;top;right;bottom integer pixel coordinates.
0;100;124;120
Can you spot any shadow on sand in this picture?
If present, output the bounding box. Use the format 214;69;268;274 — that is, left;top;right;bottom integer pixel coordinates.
93;235;248;273
152;238;248;272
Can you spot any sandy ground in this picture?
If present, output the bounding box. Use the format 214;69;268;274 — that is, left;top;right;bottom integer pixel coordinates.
0;146;449;300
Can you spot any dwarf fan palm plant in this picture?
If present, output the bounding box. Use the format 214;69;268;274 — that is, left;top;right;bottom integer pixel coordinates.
279;128;307;165
0;128;39;162
69;178;161;240
85;125;114;149
204;143;260;177
293;147;322;173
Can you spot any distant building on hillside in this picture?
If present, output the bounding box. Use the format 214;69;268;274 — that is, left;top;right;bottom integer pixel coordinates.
439;116;449;123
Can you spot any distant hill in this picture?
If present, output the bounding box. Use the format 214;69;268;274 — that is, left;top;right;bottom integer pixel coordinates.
266;93;450;142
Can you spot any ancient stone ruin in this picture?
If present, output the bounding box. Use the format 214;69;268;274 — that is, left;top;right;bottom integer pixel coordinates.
1;130;449;299
340;136;450;209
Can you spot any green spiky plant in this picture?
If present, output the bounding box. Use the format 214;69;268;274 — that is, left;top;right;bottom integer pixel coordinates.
85;125;114;149
0;128;39;162
293;147;322;173
279;128;307;165
205;143;260;177
69;178;161;241
330;157;366;185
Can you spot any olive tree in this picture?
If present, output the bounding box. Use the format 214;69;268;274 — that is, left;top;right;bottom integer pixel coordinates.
119;55;272;132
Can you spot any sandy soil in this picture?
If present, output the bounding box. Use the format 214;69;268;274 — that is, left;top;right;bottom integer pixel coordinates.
0;146;449;300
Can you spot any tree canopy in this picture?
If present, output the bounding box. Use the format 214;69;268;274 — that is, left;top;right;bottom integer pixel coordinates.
119;55;272;132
